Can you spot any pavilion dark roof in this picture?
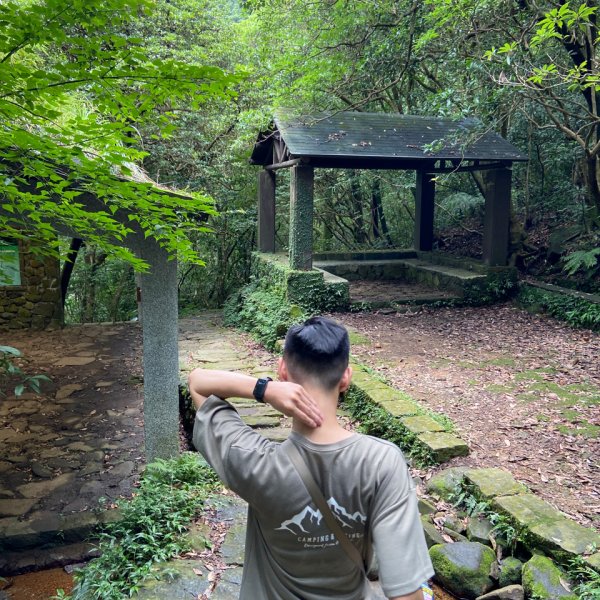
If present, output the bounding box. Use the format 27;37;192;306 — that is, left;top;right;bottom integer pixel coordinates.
250;110;527;170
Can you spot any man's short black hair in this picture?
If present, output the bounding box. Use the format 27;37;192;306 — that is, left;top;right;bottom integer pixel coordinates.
283;316;350;390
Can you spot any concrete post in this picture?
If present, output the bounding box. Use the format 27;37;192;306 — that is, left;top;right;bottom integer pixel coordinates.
414;171;435;251
258;170;276;252
482;167;512;266
139;239;180;461
289;165;314;270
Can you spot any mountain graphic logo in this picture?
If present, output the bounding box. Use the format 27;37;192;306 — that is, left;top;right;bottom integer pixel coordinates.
276;497;366;534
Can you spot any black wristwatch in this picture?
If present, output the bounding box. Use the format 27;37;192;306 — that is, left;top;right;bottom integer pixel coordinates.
253;377;272;403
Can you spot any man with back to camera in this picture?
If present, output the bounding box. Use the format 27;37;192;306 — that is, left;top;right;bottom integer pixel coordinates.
189;316;434;599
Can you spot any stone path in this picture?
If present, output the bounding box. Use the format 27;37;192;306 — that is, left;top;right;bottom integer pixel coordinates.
0;323;145;573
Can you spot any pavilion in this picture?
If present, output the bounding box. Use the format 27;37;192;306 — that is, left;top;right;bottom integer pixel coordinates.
250;111;527;271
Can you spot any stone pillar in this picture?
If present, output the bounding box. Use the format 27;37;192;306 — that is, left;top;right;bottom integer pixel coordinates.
258;170;276;252
414;170;435;251
482;167;512;266
289;165;314;270
139;239;179;461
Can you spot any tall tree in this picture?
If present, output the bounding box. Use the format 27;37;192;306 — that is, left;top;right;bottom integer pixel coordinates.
0;0;237;268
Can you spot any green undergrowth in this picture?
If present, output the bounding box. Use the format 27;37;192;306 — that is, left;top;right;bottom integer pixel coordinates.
516;284;600;331
55;453;220;600
450;484;599;600
341;384;437;467
223;279;307;351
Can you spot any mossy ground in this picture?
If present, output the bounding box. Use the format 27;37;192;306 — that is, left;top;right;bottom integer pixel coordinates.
449;360;599;439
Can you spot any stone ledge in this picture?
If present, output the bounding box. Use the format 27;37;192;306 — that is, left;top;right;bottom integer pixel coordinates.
417;432;470;462
0;507;121;552
464;468;527;499
402;415;446;434
349;365;470;463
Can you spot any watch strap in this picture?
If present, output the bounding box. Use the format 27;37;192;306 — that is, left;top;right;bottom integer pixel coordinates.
253;377;272;402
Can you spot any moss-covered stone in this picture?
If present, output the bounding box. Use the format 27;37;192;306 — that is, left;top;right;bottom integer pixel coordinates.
210;566;244;600
242;414;280;428
466;516;494;546
429;541;497;599
421;516;445;548
521;554;577;599
376;398;421;416
134;559;211;599
491;494;563;529
464;468;527;499
402;415;446;434
528;518;600;561
585;552;600;572
418;432;469;462
426;467;470;499
418;498;437;516
498;556;524;588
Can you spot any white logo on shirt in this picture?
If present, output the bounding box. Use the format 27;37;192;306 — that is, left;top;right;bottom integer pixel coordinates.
276;497;366;535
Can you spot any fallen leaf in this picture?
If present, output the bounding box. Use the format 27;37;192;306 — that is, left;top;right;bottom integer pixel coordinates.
192;568;203;577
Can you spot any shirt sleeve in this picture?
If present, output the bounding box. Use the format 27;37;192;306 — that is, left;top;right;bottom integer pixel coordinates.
370;448;435;598
192;395;275;496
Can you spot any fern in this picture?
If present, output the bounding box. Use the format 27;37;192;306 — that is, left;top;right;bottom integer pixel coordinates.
562;248;600;277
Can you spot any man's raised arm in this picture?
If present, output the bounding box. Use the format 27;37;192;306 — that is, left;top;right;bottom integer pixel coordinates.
187;368;323;428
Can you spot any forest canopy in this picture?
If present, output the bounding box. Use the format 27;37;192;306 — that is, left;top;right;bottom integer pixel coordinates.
2;0;599;321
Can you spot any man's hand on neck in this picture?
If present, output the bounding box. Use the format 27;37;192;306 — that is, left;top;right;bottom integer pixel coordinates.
287;381;354;444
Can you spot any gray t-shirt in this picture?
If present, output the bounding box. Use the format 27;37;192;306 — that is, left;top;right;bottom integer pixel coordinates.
193;396;434;599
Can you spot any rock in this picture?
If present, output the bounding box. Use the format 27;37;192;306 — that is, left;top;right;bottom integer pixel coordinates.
243;414;280;428
528;517;600;561
429;541;497;599
465;469;527;499
54;356;95;366
420;517;445;548
0;499;38;518
521;554;577;599
108;461;135;478
444;514;467;534
417;432;469;462
442;527;469;543
491;494;562;529
498;557;523;587
475;585;524;600
133;559;211;599
95;381;114;387
426;467;470;499
586;552;600;571
401;415;446;433
17;473;74;498
221;520;247;566
418;498;437;516
467;516;495;546
67;442;95;452
211;565;244;600
55;384;84;400
31;462;53;478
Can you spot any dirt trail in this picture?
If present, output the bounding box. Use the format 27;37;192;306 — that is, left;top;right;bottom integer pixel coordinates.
335;303;599;530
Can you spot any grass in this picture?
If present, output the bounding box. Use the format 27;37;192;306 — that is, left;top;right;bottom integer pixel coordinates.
55;453;220;600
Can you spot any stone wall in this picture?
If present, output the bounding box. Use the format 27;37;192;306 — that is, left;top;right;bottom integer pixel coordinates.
0;241;63;330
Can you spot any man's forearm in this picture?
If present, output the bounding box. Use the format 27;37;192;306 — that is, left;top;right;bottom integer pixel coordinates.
188;368;323;428
188;369;258;409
